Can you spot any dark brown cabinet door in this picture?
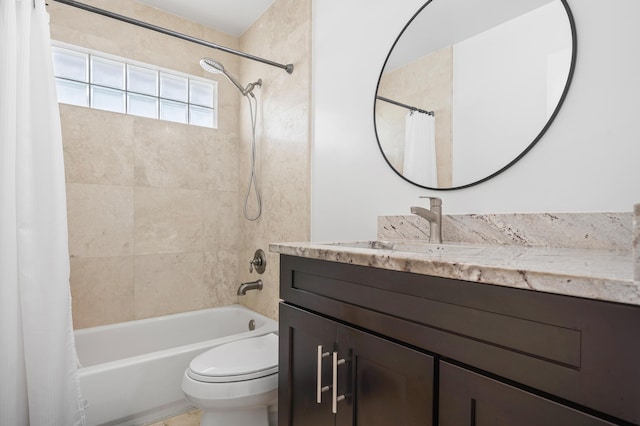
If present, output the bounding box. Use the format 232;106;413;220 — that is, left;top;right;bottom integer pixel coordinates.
279;303;434;426
439;362;616;426
337;324;434;426
279;303;337;426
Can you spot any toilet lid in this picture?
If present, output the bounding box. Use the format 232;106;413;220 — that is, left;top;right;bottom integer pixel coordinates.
187;333;278;383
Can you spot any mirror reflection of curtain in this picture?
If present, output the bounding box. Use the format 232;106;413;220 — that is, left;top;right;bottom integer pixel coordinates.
403;112;437;187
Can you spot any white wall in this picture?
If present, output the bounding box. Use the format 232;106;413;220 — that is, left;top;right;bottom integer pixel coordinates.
311;0;640;241
452;1;570;187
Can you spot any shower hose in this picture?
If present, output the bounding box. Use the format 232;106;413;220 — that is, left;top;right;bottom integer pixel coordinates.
243;93;262;221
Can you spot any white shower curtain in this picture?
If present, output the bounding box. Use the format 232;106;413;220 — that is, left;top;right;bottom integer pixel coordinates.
0;1;85;425
403;111;437;187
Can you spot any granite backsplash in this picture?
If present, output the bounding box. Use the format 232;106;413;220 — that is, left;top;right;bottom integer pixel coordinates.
379;212;632;251
380;210;640;283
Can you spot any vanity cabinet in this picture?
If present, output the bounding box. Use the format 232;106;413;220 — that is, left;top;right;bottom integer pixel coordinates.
279;303;434;426
278;255;640;426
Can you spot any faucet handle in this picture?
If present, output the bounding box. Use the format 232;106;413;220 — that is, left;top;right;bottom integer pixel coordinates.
249;249;266;274
419;196;442;207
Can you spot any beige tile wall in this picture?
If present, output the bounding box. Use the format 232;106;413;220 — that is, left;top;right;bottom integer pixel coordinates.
236;0;312;320
50;0;311;328
61;107;244;329
49;0;245;329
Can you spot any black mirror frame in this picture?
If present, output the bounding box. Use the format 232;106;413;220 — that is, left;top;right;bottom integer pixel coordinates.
373;0;577;191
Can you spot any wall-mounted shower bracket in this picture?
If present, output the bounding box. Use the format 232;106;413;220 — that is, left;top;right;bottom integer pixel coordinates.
250;249;267;274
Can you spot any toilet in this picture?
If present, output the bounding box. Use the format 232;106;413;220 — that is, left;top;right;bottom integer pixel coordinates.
182;333;279;426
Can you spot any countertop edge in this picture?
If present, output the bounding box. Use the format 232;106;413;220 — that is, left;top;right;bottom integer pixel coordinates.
270;242;639;306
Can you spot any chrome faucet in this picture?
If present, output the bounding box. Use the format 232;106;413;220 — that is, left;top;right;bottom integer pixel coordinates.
410;196;443;244
237;279;263;296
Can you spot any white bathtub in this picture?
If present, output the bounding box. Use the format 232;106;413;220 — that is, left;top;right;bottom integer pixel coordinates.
74;304;278;426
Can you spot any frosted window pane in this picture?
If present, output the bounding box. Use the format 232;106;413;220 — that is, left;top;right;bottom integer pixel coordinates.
128;93;158;119
160;99;188;123
189;105;214;128
55;78;89;107
52;45;219;127
190;80;214;107
52;47;88;82
160;73;188;102
91;56;125;89
128;65;158;96
92;86;125;113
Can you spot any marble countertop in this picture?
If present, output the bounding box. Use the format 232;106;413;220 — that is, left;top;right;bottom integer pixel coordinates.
270;241;639;306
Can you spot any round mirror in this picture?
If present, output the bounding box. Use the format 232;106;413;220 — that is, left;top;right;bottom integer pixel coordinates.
374;0;576;190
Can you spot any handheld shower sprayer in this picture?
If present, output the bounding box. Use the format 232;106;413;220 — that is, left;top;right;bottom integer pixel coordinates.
199;57;264;220
199;58;261;97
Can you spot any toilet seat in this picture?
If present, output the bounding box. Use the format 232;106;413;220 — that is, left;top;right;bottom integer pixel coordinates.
187;333;278;383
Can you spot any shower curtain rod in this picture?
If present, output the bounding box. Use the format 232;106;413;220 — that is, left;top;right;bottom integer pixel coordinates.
51;0;294;74
376;96;434;116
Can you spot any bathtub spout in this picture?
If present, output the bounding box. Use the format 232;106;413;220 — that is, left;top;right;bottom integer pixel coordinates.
237;279;263;296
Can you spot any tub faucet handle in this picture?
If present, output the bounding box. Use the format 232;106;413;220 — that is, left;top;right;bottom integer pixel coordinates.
249;249;266;274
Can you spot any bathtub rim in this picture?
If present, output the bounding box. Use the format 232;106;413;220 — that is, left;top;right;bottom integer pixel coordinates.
75;304;278;376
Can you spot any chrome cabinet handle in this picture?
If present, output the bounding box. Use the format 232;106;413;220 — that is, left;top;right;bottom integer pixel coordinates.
316;345;330;403
332;351;346;414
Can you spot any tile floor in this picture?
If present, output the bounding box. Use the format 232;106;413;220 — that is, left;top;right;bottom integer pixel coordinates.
148;409;202;426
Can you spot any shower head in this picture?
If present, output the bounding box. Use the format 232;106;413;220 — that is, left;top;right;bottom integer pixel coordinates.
199;58;225;74
200;58;261;97
200;58;245;94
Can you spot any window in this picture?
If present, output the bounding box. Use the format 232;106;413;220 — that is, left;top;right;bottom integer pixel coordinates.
52;44;217;128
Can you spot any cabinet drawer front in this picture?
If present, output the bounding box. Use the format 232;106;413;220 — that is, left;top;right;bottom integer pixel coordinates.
290;269;581;368
439;362;616;426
